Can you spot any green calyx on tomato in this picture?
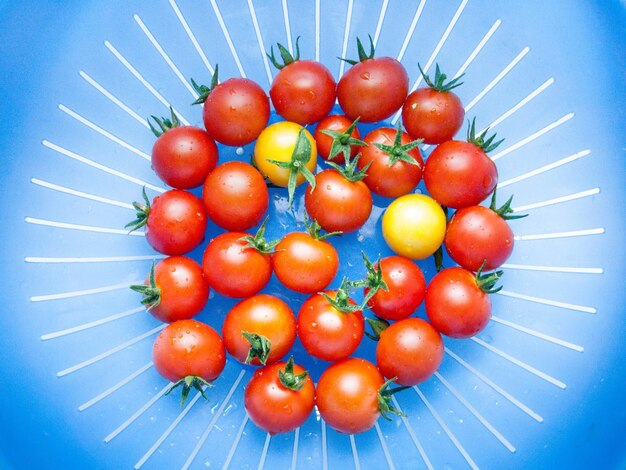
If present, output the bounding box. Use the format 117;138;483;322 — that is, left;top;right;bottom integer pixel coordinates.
418;63;464;92
267;128;317;208
351;252;389;308
148;106;181;138
325;151;371;182
304;212;342;241
190;64;219;105
320;117;367;162
467;117;504;153
377;377;410;420
239;217;281;255
166;375;212;407
339;34;376;65
267;37;301;69
373;122;423;167
125;187;151;233
364;316;390;341
242;331;272;365
129;261;161;311
475;261;504;294
278;356;309;391
320;277;362;314
489;189;528;220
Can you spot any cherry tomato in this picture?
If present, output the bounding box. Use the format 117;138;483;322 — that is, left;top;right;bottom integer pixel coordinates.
245;357;315;434
382;194;446;260
358;126;423;198
425;267;501;338
364;256;426;321
297;286;364;362
337;37;408;122
314;114;363;164
202;161;268;231
222;294;296;365
131;256;209;323
375;318;443;386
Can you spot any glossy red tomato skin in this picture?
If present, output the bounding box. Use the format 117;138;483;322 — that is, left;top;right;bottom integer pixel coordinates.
202;161;269;231
151;126;218;189
425;267;492;338
147;256;209;323
357;128;424;198
270;60;336;125
314;114;361;164
424;140;498;209
402;88;464;144
153;319;226;382
445;206;514;271
316;358;384;434
304;169;373;233
203;78;270;146
202;232;272;298
222;294;296;365
337;57;409;123
146;190;207;255
272;232;339;294
297;291;364;362
376;318;444;386
245;360;315;434
365;256;426;321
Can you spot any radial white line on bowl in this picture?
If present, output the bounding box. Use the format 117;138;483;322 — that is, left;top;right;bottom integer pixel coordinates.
514;227;604;242
134;14;198;98
291;427;300;470
490;316;584;352
257;433;272;470
454;19;501;79
512;188;600;213
500;262;603;275
434;372;516;453
315;0;320;61
25;254;166;264
31;178;134;210
30;280;138;302
390;396;434;470
79;71;149;127
414;386;479;470
247;0;273;86
471;337;567;389
59;104;151;161
42;140;166;192
104;383;171;443
374;422;395;470
25;217;144;237
372;0;390;47
209;0;246;77
169;0;214;74
134;389;206;469
337;0;354;78
321;418;328;470
223;413;250;470
445;348;544;422
41;306;145;340
281;0;293;53
57;324;166;377
181;370;247;470
79;361;154;411
491;113;574;161
496;290;597;314
104;41;191;125
395;0;427;62
349;434;361;470
392;0;468;124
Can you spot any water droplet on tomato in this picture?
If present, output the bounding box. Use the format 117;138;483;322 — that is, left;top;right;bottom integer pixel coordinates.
228;88;236;95
360;72;370;80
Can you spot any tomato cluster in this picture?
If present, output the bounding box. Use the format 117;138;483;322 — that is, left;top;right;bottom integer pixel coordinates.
126;35;526;435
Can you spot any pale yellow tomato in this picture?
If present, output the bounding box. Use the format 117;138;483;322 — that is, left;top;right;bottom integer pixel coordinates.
382;194;446;259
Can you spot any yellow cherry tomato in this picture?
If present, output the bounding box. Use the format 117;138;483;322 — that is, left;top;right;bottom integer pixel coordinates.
382;194;446;259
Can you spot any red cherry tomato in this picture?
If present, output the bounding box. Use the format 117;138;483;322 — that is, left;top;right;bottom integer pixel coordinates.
202;161;269;231
244;358;315;434
375;318;444;386
314;114;362;164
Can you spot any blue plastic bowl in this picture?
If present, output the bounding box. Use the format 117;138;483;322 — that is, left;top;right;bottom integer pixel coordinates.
1;1;625;468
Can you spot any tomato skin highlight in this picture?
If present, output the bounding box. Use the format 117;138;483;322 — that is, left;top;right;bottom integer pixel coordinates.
202;161;268;231
316;358;385;434
337;57;409;123
424;140;498;209
365;256;426;321
304;169;373;233
244;360;315;434
445;205;514;271
202;232;272;298
270;60;336;125
153;319;225;382
402;88;464;144
314;114;361;164
222;294;296;365
297;291;364;362
376;318;444;386
203;77;270;146
425;267;492;338
146;190;207;256
272;232;339;294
